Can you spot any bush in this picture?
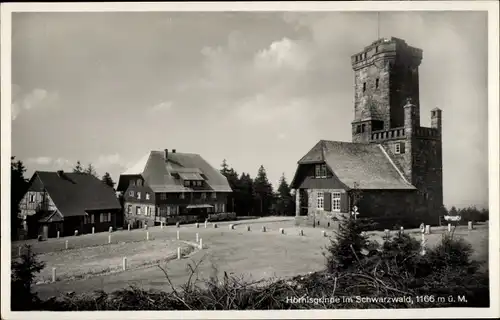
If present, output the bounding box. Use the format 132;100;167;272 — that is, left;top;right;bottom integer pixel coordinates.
11;245;46;310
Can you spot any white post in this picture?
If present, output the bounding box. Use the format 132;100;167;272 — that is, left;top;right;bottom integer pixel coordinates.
92;227;95;234
74;230;78;236
146;231;149;241
161;221;164;229
425;225;431;234
128;224;131;231
52;267;56;283
400;226;404;233
280;228;284;234
196;222;199;228
300;229;304;236
122;257;127;271
322;230;326;237
448;223;452;232
196;233;199;243
177;230;180;240
229;224;234;230
109;226;113;233
262;226;266;232
108;234;111;244
205;220;208;228
247;225;251;231
420;233;426;255
177;247;181;260
199;238;203;249
176;222;180;228
468;221;473;230
57;231;60;239
65;240;68;250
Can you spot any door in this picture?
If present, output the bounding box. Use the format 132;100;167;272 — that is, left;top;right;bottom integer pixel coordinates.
42;225;49;239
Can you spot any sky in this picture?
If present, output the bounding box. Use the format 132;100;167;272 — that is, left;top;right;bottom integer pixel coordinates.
10;11;489;209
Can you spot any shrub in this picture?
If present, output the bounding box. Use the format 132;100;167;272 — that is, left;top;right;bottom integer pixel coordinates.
11;245;46;311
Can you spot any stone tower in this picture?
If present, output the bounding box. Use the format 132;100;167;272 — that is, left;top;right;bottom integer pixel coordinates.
350;37;443;221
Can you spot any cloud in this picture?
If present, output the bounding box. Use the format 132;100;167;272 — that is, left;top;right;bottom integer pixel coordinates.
149;101;173;113
254;37;310;71
26;156;53;165
12;87;59;120
96;153;125;167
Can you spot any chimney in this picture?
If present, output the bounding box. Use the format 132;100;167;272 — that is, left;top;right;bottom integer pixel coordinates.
164;149;168;161
172;149;176;153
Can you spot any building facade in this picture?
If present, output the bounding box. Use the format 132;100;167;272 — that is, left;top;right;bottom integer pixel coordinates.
291;37;443;229
117;149;232;228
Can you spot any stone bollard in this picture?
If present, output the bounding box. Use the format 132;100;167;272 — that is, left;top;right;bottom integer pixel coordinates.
199;238;203;249
176;222;180;228
280;228;284;234
196;233;199;243
468;221;473;230
109;226;113;233
322;230;326;237
448;223;452;232
229;224;234;230
400;226;404;233
144;224;148;230
161;221;164;229
196;222;199;228
57;231;60;239
52;267;56;283
205;220;208;228
74;230;78;236
247;225;251;231
92;227;95;234
425;225;431;235
177;247;181;260
128;224;131;231
213;223;218;229
177;230;180;240
122;257;127;271
108;234;111;244
300;229;304;236
146;231;149;241
262;226;266;232
65;240;68;250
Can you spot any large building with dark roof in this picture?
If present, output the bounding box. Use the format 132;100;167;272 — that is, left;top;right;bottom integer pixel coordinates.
290;37;443;229
19;171;122;239
117;149;232;228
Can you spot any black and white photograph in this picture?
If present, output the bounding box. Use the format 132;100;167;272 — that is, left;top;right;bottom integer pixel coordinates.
1;1;499;319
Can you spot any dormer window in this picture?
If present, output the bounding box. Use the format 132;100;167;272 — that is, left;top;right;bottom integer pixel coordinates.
137;179;142;187
129;190;135;197
212;192;217;199
180;192;185;199
145;192;150;200
29;193;35;203
315;164;327;178
197;181;202;187
130;180;136;186
184;180;190;187
201;192;206;200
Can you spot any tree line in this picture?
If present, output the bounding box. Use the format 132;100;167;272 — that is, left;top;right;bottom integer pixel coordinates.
219;159;295;217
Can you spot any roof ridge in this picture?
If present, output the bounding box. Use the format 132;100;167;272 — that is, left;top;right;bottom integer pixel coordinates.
377;144;413;186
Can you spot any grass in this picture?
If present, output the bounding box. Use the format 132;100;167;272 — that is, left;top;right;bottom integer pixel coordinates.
28;218;488;301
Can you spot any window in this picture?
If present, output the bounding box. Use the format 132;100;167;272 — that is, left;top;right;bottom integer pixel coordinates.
212;192;217;199
363;82;366;92
91;214;95;224
375;78;379;89
395;142;405;154
130;180;136;186
127;205;132;214
332;192;341;212
129;190;134;197
361;124;366;133
84;215;90;224
315;164;327;178
221;204;225;213
201;192;206;199
136;206;141;215
184;180;190;187
317;192;324;210
145;192;150;200
179;192;185;199
137;192;141;200
100;212;111;222
160;193;167;200
145;206;150;216
137;179;142;187
29;193;35;203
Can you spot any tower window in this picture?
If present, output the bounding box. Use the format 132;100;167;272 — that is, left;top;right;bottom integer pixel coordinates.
376;78;379;89
394;142;406;155
361;124;366;132
363;82;366;92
